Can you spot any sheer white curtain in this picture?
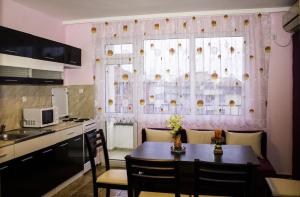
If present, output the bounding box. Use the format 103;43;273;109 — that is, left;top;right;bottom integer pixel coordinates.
93;13;271;134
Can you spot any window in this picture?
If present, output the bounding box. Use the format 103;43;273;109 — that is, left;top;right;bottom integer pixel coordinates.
104;37;244;116
143;39;190;114
194;37;244;116
105;44;133;56
105;64;133;113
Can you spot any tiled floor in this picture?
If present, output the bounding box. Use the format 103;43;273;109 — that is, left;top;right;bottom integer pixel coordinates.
53;166;127;197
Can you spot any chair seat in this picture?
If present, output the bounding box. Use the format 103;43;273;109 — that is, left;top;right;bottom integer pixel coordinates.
266;178;300;196
97;169;128;186
139;191;189;197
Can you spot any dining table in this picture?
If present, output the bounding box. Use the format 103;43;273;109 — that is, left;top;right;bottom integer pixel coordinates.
129;142;260;194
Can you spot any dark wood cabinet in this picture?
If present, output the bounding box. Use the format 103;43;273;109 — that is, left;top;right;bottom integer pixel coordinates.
64;45;81;66
54;135;84;185
293;31;300;179
14;151;41;197
7;134;84;197
0;26;81;66
0;161;14;197
0;77;63;85
33;37;65;63
0;26;33;58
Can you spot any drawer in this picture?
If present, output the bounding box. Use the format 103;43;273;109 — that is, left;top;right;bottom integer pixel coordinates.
15;133;56;158
0;145;14;163
53;125;83;144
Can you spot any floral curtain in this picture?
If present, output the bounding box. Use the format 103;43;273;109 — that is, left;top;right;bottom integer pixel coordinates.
93;13;271;133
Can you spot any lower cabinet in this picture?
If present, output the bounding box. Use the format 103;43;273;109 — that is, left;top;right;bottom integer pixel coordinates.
0;161;14;197
4;134;83;197
54;135;84;186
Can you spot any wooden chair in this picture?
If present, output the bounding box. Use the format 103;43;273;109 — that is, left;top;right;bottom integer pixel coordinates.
125;155;188;197
194;159;253;197
265;177;300;196
84;129;128;197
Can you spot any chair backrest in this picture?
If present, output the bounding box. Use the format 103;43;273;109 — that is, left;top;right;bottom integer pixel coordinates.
125;155;181;197
84;129;110;189
194;159;253;197
141;128;187;143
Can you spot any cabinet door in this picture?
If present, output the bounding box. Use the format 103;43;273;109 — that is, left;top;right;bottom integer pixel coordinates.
33;37;64;63
0;161;14;197
0;26;33;57
14;152;41;197
53;135;83;186
68;135;84;175
64;45;81;66
54;140;71;185
37;146;57;195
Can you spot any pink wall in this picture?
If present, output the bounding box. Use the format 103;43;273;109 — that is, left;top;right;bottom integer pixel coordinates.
64;13;294;175
267;12;293;175
0;0;65;42
64;23;95;85
0;0;294;174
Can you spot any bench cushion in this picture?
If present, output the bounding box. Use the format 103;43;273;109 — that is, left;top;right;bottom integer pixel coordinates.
225;131;263;158
266;178;300;196
145;129;173;142
187;130;214;144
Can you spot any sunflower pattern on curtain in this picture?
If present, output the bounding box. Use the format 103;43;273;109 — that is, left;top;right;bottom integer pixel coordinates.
92;13;271;134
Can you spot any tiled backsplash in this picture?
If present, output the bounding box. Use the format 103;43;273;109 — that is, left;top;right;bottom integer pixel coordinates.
0;85;95;131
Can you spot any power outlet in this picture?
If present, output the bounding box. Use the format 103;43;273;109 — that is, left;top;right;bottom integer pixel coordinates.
22;96;27;103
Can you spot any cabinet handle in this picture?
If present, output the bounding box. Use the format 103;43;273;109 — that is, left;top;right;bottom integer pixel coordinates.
67;132;74;136
5;49;18;54
44;56;55;60
4;79;18;82
21;156;33;162
0;153;7;158
0;166;8;171
59;143;68;147
70;60;77;64
44;80;54;83
42;149;53;154
73;138;81;142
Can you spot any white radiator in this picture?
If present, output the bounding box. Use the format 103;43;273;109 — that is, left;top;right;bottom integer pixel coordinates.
106;122;136;150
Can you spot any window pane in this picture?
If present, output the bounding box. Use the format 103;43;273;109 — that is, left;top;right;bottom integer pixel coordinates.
105;64;133;113
195;37;244;116
105;44;133;56
143;39;190;114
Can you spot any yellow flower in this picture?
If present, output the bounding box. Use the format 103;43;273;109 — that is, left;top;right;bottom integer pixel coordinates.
167;115;183;136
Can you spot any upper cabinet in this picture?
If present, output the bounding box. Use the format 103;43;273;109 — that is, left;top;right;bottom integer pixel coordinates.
0;26;34;58
34;37;65;63
64;45;81;67
0;26;81;85
0;26;81;67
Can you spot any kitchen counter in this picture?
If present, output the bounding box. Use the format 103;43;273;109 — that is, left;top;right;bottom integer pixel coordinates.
46;121;82;132
0;140;14;148
0;121;82;148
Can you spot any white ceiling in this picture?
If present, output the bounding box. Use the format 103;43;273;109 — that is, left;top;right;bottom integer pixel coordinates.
13;0;294;22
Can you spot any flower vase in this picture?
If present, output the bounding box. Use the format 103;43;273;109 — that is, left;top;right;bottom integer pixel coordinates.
174;134;182;150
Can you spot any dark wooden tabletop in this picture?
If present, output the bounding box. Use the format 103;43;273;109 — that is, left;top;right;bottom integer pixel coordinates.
130;142;260;165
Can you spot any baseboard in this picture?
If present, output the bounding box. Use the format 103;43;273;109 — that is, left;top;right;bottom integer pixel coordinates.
42;171;84;197
273;174;293;179
110;159;126;168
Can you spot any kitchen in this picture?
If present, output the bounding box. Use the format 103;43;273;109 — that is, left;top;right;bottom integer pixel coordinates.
0;15;134;196
0;0;299;196
0;12;97;196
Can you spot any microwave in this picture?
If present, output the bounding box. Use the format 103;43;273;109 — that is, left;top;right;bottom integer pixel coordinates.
23;107;59;128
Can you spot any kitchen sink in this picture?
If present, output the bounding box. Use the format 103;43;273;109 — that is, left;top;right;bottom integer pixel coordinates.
0;133;29;141
0;129;55;142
